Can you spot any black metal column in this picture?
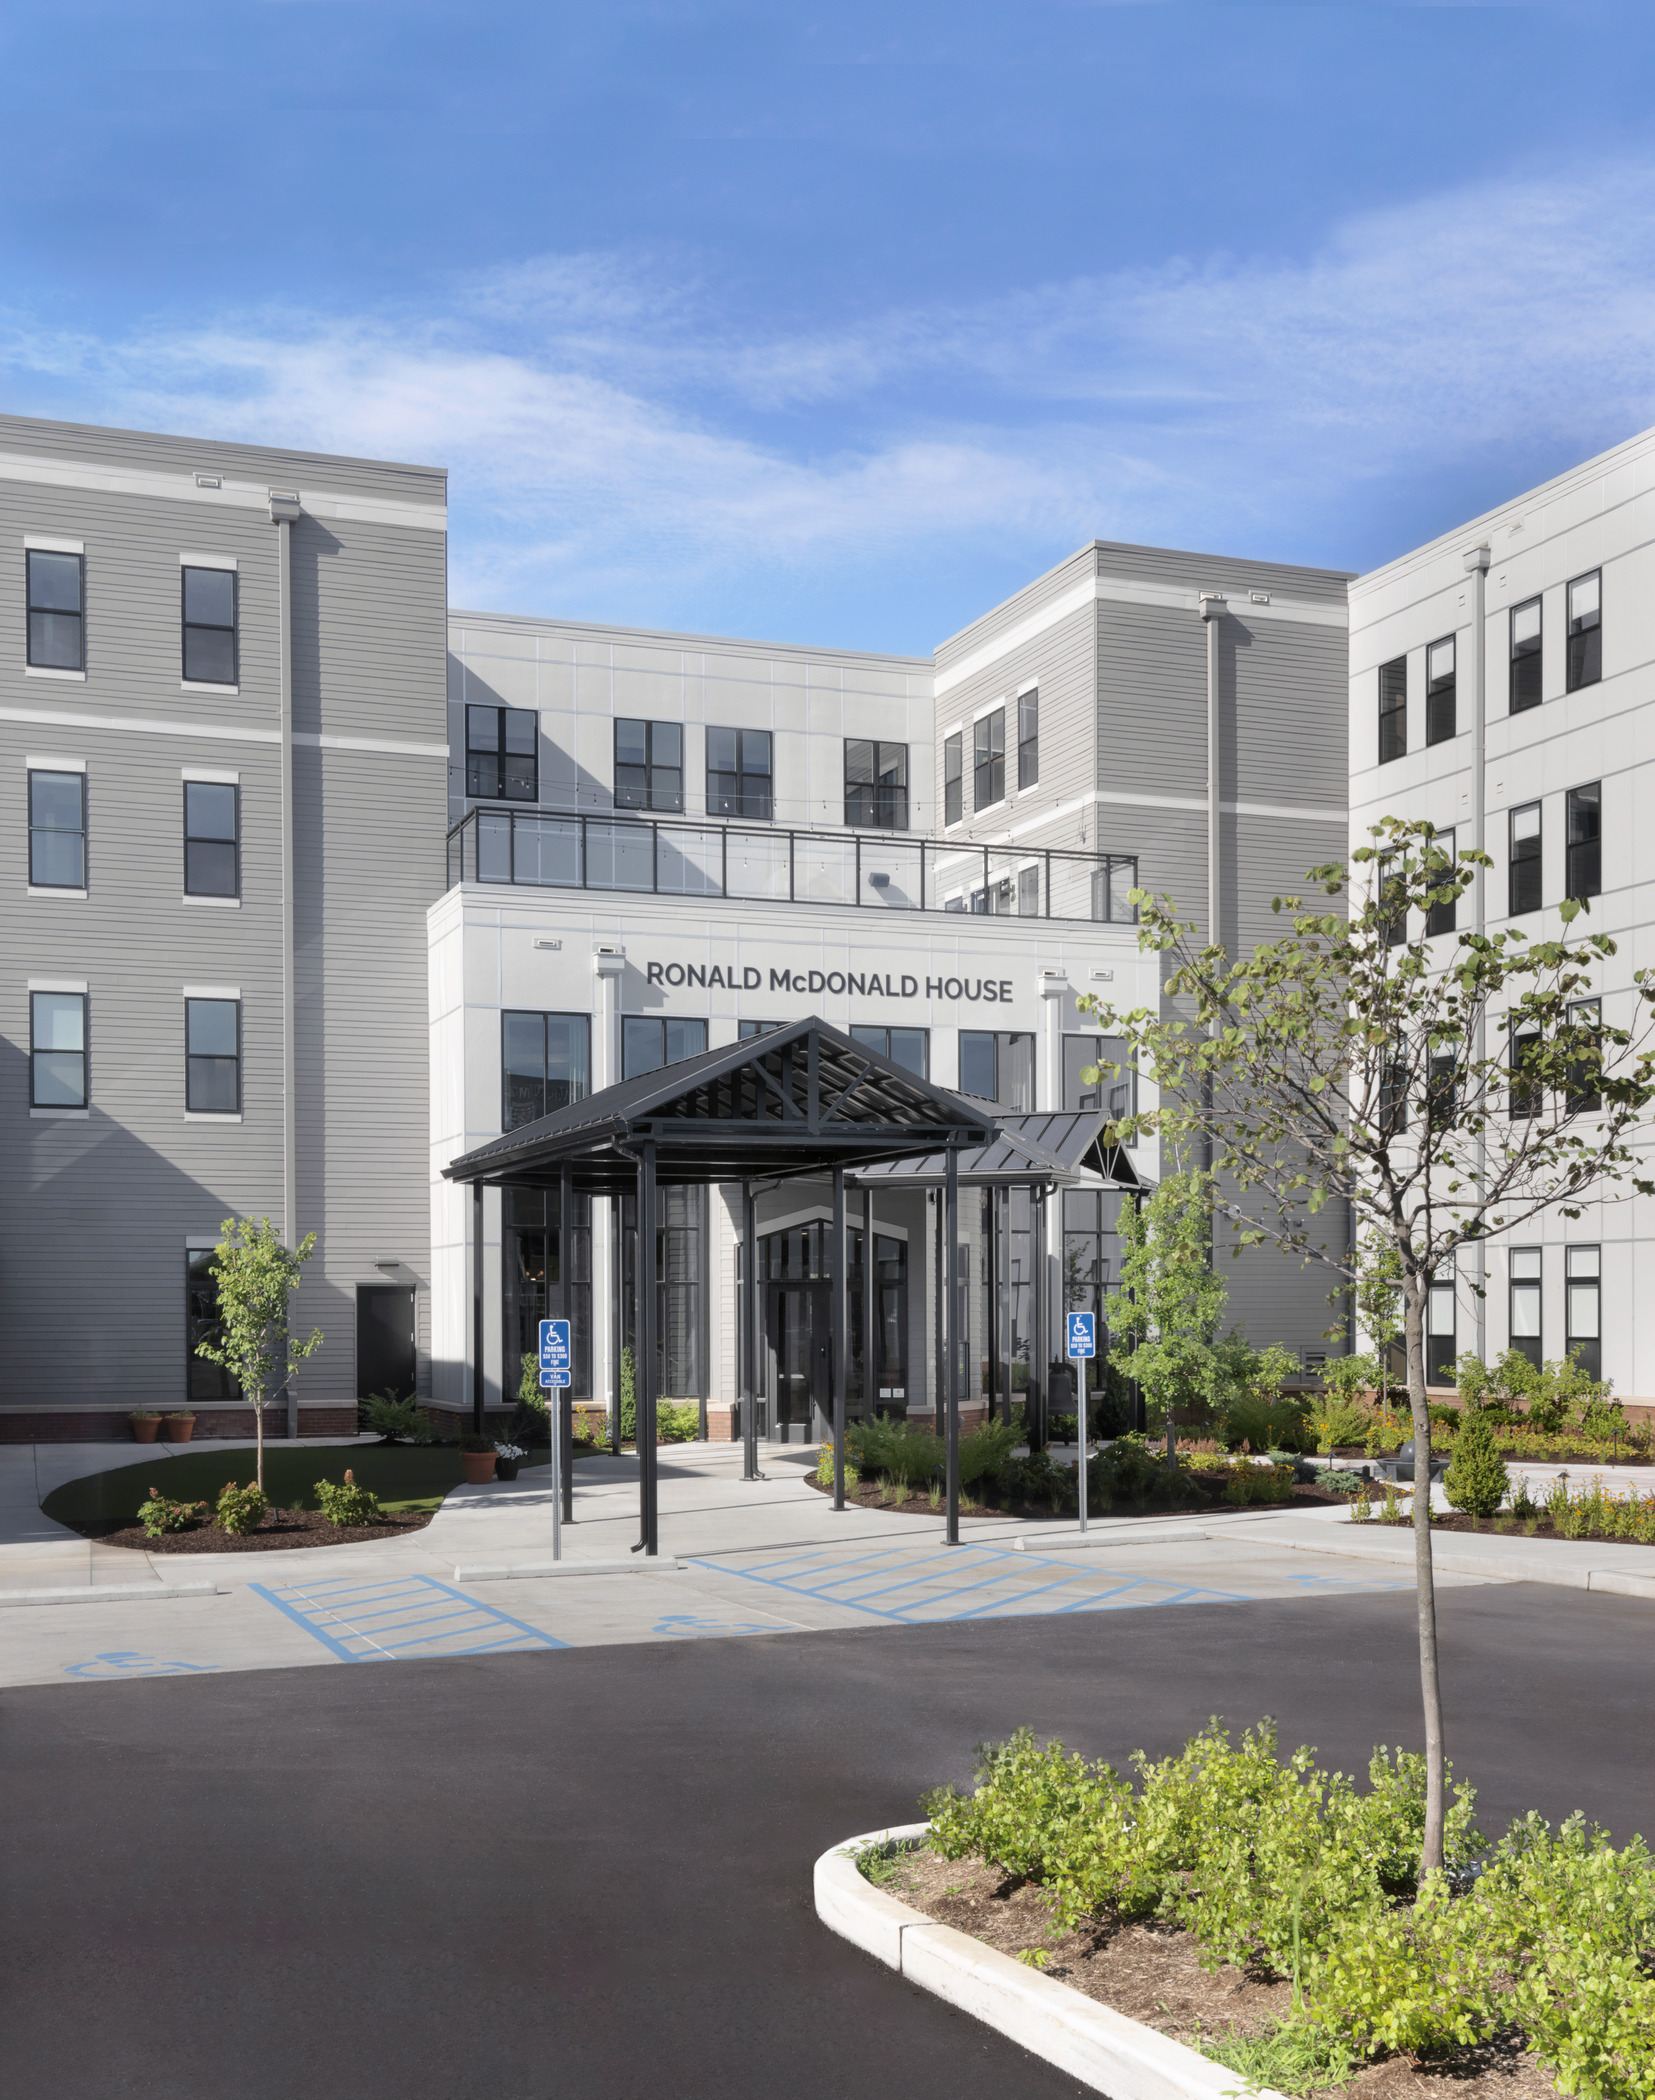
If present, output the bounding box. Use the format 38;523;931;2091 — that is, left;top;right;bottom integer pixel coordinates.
831;1165;847;1511
637;1143;659;1556
609;1198;622;1455
1031;1183;1048;1453
931;1187;942;1437
559;1160;574;1525
944;1144;960;1546
471;1179;484;1435
742;1181;759;1482
863;1181;876;1415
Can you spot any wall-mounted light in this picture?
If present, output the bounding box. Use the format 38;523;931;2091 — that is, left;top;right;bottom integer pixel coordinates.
868;872;890;889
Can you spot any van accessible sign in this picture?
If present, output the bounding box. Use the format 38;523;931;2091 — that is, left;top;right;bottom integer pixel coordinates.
645;960;1016;1003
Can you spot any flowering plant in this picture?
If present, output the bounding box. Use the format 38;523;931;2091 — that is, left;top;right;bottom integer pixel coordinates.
494;1441;527;1461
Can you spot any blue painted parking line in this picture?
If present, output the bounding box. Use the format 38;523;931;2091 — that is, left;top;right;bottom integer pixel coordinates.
250;1575;568;1661
649;1614;782;1640
64;1651;221;1681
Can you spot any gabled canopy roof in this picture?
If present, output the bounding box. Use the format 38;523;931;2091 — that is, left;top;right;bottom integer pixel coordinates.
849;1109;1150;1190
442;1015;999;1193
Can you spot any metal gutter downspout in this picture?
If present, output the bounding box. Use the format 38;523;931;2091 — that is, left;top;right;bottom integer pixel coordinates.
269;491;302;1438
1199;594;1226;951
1463;543;1491;1361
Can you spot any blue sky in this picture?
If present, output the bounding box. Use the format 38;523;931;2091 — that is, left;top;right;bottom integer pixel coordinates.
4;2;1655;652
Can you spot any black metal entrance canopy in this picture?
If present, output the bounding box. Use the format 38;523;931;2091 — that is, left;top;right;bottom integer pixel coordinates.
848;1108;1150;1191
442;1017;997;1554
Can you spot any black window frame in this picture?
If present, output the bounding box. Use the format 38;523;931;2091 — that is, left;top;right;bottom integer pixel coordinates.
705;726;772;822
943;732;963;826
847;1024;929;1079
614;719;683;814
25;548;84;672
973;707;1005;812
1565;781;1601;903
27;767;86;890
1425;634;1457;747
1566;569;1601;692
1426;1051;1457;1129
29;988;87;1110
466;704;539;802
1509;1246;1542;1371
1424;826;1457;939
185;996;242;1115
1509;596;1542;714
183;779;241;899
1426;1262;1457;1384
1509;1019;1543;1121
738;1020;783;1039
1565;997;1602;1115
1378;655;1407;764
186;1248;240;1401
1378;852;1407;949
1090;857;1139;925
1509;801;1542;917
501;1009;591;1133
621;1014;707;1080
843;739;909;831
958;1030;1036;1110
1565;1245;1600;1380
1062;1034;1134;1120
180;564;238;686
1017;686;1038;790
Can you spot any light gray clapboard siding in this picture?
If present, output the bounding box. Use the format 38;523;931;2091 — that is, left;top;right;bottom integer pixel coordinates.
935;544;1098;669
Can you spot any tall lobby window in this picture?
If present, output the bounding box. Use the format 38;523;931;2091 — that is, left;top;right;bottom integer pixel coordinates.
705;727;772;820
1566;1245;1600;1378
1017;687;1039;789
1510;597;1542;713
186;1249;239;1400
30;991;86;1109
1509;1021;1543;1120
615;719;682;812
1565;997;1602;1114
26;549;83;670
1424;828;1457;938
959;1030;1035;1110
28;769;85;888
848;1024;928;1078
466;705;538;801
1425;636;1456;746
1566;570;1601;691
1426;1263;1456;1384
943;733;962;825
622;1015;707;1079
504;1186;593;1401
1378;656;1406;763
183;781;239;898
844;740;908;830
1509;802;1542;916
181;565;237;684
1064;1034;1133;1119
1509;1247;1542;1371
1566;782;1601;902
1091;856;1138;924
185;997;240;1114
502;1010;590;1132
973;708;1005;810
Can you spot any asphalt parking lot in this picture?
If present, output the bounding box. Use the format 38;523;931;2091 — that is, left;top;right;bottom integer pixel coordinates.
3;1579;1649;2100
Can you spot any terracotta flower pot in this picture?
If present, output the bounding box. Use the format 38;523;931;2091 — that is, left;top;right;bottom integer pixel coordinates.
165;1415;197;1444
461;1450;497;1486
131;1417;161;1444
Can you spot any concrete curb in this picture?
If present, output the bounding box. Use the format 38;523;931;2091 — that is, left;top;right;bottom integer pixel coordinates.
0;1580;220;1606
815;1826;1287;2100
1272;1525;1655;1598
452;1557;685;1581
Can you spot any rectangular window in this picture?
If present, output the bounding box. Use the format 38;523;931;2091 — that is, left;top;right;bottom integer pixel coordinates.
30;990;86;1108
186;1249;239;1400
28;769;85;888
1063;1035;1133;1120
466;705;538;801
1427;1052;1457;1128
943;732;962;826
1017;687;1039;789
181;565;237;685
1378;656;1406;763
705;727;772;821
1380;1046;1408;1135
501;1010;591;1133
1510;597;1542;713
1425;635;1457;746
1509;1021;1543;1121
615;719;682;813
183;781;239;898
1566;1245;1600;1379
26;549;83;670
958;1030;1035;1110
503;1185;594;1403
844;739;908;830
848;1024;928;1078
1509;802;1541;916
1379;852;1407;948
738;1019;783;1039
1565;782;1601;902
973;708;1005;811
622;1014;707;1080
1090;857;1138;924
1566;570;1601;691
1565;997;1602;1114
1426;1263;1457;1385
1424;827;1457;939
185;997;240;1114
1509;1247;1542;1372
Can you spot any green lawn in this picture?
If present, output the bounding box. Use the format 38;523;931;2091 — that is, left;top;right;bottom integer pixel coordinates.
42;1443;551;1525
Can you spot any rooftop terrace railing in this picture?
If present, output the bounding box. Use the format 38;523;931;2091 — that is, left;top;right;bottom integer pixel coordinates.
445;807;1138;925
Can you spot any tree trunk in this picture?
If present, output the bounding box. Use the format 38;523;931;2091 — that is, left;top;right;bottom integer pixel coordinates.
1404;1275;1446;1876
253;1382;265;1495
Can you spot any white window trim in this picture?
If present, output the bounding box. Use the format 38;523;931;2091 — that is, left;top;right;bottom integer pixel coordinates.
28;977;88;993
182;895;241;909
1016;677;1039;696
27;886;87;900
179;551;238;571
185;1112;244;1124
185;1234;222;1248
23;666;86;683
26;754;85;773
183;984;241;999
30;1107;89;1120
181;767;240;784
23;535;83;554
180;682;240;696
972;697;1009;725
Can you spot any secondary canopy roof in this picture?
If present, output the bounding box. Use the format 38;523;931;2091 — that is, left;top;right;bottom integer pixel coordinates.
849;1108;1150;1190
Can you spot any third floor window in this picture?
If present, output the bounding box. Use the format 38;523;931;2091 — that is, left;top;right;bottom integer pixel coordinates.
1510;597;1542;713
1425;636;1456;746
26;549;83;671
184;781;240;898
1017;687;1039;789
943;732;962;825
705;727;772;821
973;709;1005;811
29;769;85;889
615;719;682;812
1378;656;1406;763
466;705;538;801
1509;802;1542;917
181;565;237;685
844;739;908;830
1567;570;1601;691
1566;781;1601;902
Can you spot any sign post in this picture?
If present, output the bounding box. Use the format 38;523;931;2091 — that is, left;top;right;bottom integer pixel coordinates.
1067;1311;1096;1534
539;1318;571;1561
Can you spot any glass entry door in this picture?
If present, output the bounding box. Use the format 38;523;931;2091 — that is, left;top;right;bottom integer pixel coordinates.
769;1283;829;1441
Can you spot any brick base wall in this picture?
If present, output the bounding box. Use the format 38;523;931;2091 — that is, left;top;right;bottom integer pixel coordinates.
0;1407;361;1444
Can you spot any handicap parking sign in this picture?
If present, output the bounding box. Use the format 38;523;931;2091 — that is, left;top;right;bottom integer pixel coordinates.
539;1318;571;1387
1067;1311;1096;1360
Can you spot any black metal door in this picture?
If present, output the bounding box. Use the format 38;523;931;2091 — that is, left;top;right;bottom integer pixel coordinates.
768;1283;828;1439
356;1285;416;1400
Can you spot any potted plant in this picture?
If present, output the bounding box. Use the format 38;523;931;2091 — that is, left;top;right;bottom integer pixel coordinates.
165;1411;197;1444
130;1410;162;1444
459;1433;497;1485
493;1440;526;1481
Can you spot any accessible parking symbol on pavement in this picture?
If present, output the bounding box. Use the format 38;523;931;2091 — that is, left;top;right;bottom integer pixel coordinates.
250;1574;568;1662
64;1651;222;1681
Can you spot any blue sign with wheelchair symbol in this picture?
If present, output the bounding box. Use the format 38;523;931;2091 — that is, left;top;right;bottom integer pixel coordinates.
1067;1311;1096;1359
539;1318;571;1387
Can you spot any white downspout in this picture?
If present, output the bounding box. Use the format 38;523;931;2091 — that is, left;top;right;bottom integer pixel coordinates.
1463;544;1491;1363
269;491;302;1438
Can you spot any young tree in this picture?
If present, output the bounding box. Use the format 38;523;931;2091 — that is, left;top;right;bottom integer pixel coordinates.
1083;819;1655;1873
1104;1170;1229;1442
1352;1227;1404;1414
194;1217;323;1492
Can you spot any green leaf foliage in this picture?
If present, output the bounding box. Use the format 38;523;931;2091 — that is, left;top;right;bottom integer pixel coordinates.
313;1475;384;1527
215;1481;269;1536
1443;1412;1510;1519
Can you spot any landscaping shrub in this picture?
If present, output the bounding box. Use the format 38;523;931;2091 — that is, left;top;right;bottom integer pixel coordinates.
458;1432;496;1454
655;1401;699;1442
1221;1461;1296;1506
360;1391;431;1444
314;1471;384;1527
1444;1412;1509;1519
508;1390;551;1448
1222;1390;1312;1454
215;1481;269;1535
848;1413;941;1486
619;1346;637;1441
958;1417;1021;1486
137;1486;207;1537
814;1441;860;1489
991;1450;1068;1508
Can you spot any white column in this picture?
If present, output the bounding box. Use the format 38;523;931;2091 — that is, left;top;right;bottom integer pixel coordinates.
590;947;625;1410
1038;969;1067;1112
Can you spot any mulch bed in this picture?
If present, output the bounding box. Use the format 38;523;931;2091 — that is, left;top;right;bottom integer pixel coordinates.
803;1472;1353;1521
1426;1511;1654;1548
67;1507;435;1553
887;1847;1560;2100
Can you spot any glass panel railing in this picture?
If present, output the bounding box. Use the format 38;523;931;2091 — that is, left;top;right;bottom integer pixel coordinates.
796;835;856;906
478;811;512;883
723;829;792;901
585;819;656;892
860;838;924;909
656;825;724;897
511;814;582;888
